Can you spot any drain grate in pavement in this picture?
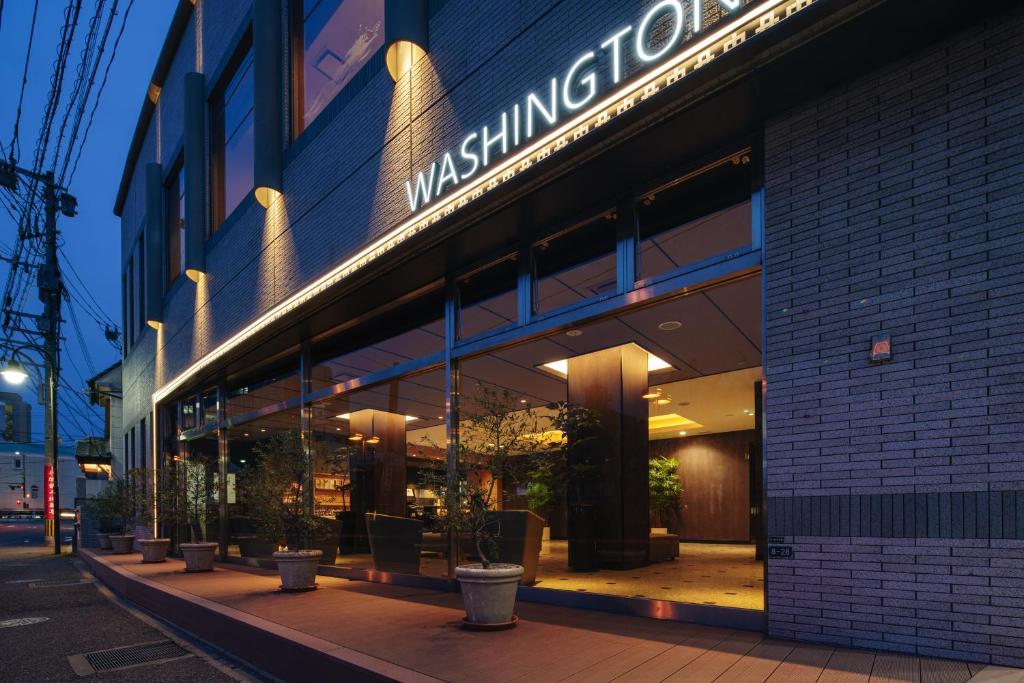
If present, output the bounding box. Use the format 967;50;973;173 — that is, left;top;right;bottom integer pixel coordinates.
74;640;190;674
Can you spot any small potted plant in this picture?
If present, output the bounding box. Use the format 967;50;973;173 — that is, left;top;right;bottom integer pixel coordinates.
175;454;219;572
107;475;139;554
239;432;325;591
85;484;118;550
134;469;171;563
649;456;683;533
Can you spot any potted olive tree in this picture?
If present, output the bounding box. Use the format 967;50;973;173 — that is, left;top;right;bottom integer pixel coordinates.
86;483;119;550
107;474;143;554
176;454;218;572
136;468;172;563
238;431;326;591
422;387;599;628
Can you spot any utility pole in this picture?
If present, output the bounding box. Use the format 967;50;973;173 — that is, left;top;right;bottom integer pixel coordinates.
41;172;63;555
0;161;74;554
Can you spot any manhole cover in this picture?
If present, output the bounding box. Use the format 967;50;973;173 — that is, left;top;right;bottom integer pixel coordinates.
75;640;190;674
0;616;49;628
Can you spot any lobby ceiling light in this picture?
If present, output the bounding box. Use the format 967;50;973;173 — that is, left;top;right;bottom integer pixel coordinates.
658;320;682;331
384;0;429;82
648;413;702;432
642;387;662;401
540;344;672;377
348;433;364;442
335;413;418;422
365;435;381;446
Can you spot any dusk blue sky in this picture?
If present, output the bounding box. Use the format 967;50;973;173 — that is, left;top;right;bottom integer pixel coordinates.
0;1;176;443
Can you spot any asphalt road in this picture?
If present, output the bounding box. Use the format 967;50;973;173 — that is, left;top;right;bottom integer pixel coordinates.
0;522;264;681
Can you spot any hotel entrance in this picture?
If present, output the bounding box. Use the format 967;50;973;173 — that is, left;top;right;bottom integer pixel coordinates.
154;144;768;625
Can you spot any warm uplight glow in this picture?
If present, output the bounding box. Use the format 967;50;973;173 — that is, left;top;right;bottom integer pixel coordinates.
1;360;28;385
185;268;203;282
540;344;673;377
147;320;161;330
365;435;381;446
348;433;364;442
254;186;280;208
385;40;426;82
642;387;662;400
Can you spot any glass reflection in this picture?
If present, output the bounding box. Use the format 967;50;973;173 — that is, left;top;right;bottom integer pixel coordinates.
214;46;255;228
295;0;384;134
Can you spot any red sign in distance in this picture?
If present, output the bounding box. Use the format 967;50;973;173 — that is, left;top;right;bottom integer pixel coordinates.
44;465;54;520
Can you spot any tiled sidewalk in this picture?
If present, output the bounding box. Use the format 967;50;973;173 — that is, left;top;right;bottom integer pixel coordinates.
81;549;1022;683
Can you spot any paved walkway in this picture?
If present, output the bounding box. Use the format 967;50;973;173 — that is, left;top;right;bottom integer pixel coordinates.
82;549;1023;683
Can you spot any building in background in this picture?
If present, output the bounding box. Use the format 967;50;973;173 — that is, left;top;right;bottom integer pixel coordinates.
114;0;1024;667
84;362;123;478
0;392;32;443
0;443;80;515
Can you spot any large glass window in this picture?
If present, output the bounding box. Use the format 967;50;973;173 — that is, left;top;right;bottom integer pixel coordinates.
212;40;255;230
311;291;444;391
637;155;752;282
309;369;446;576
227;369;300;421
165;157;185;287
292;0;384;137
456;275;763;609
533;212;617;315
458;256;518;340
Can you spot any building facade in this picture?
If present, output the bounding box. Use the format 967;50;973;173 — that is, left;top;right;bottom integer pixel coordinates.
116;0;1024;665
0;444;80;515
0;392;32;444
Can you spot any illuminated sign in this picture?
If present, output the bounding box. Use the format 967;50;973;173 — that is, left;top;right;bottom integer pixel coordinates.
152;0;815;413
44;464;54;521
405;0;749;211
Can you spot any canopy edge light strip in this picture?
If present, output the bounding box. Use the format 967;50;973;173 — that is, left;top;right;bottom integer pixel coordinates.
152;0;813;407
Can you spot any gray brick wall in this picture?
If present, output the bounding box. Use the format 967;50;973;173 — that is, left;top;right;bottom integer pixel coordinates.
764;6;1024;665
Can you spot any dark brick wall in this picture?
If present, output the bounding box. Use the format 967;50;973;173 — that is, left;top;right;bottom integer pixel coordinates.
763;6;1024;665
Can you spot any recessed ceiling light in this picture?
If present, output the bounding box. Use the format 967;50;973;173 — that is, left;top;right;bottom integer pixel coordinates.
520;399;527;404
658;321;682;331
335;412;418;422
566;329;583;337
679;431;687;436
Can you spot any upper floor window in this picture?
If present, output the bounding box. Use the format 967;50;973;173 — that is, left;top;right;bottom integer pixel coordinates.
292;0;384;137
212;38;255;230
165;157;185;287
136;233;145;334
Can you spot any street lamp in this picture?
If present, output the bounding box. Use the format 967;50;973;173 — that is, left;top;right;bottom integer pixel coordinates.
1;359;29;385
1;344;62;555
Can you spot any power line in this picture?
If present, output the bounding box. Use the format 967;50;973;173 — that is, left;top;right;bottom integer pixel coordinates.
8;0;37;162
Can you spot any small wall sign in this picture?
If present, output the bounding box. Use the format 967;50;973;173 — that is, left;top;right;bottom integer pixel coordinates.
870;333;892;363
768;536;785;544
768;545;793;558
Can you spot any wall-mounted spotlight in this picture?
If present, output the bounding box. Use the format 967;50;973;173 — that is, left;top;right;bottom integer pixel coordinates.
385;0;429;82
253;0;282;208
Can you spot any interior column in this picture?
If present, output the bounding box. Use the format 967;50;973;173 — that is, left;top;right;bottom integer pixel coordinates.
349;409;408;517
566;344;649;570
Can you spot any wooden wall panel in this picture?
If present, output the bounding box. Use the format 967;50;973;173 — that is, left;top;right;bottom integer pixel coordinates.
650;430;754;542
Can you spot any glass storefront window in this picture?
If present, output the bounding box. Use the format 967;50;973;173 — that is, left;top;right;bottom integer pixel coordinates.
637;156;752;282
293;0;384;136
165;157;185;286
227;369;300;421
225;408;300;557
458;256;518;340
309;369;447;576
533;212;618;315
311;291;444;391
212;41;255;230
456;275;764;609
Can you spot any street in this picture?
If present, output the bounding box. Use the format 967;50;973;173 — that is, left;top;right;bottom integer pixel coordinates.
0;522;262;681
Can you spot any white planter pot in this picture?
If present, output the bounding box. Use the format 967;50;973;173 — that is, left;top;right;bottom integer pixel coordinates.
132;523;154;552
273;550;322;592
97;532;113;550
109;535;136;554
455;563;524;627
181;542;218;572
138;538;171;563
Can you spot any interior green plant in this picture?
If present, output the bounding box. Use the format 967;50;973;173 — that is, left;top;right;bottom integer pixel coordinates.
420;386;601;569
237;431;348;551
648;456;683;528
